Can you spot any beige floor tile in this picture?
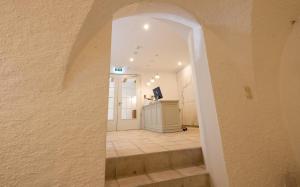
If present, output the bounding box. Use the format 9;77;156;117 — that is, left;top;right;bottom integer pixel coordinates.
139;146;167;153
113;143;134;146
106;146;115;150
134;142;160;147
114;146;138;150
176;166;207;176
116;148;143;156
157;143;178;147
106;128;201;158
148;169;182;182
163;144;190;151
106;150;118;158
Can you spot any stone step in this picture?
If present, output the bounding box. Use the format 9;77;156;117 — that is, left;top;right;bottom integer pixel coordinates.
105;148;204;179
106;147;204;180
105;165;210;187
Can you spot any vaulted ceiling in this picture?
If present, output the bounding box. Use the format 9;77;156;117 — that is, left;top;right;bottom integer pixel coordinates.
110;15;191;73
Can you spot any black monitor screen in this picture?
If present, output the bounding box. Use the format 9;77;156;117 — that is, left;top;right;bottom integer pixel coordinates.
153;87;163;100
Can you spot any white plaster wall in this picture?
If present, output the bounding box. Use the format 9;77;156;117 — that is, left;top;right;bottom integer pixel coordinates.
176;65;198;126
140;71;179;104
1;0;300;186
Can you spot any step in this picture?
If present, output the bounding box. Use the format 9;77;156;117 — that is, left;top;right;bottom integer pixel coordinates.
105;165;210;187
106;147;204;180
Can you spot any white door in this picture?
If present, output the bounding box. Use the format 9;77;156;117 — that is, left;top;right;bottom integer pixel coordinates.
107;74;140;131
107;76;117;131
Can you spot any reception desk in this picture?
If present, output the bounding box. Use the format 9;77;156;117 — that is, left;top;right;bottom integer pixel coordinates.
142;100;181;133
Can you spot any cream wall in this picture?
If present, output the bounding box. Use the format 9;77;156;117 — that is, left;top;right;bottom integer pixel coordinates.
0;1;108;186
280;19;300;173
1;0;300;187
0;2;111;185
176;65;198;126
250;0;300;182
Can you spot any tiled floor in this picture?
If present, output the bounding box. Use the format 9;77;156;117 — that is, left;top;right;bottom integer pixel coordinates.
106;128;201;158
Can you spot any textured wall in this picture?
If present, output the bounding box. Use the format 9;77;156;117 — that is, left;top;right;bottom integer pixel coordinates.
0;0;299;186
250;1;300;185
0;0;110;185
280;19;300;173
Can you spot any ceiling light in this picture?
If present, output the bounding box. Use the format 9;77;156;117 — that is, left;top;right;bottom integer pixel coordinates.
130;58;134;62
177;61;182;66
155;74;160;79
150;78;155;83
143;24;150;30
146;82;151;86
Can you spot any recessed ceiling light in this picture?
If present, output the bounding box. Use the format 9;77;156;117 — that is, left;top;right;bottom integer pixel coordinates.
155;74;160;79
177;61;182;66
130;58;134;62
143;24;150;30
150;78;155;83
146;82;151;86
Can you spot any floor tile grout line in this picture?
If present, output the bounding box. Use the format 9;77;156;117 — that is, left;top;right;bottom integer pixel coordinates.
130;139;146;153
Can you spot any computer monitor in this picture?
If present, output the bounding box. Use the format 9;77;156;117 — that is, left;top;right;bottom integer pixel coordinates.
153;87;163;100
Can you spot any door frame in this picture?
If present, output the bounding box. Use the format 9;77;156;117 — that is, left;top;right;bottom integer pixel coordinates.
107;74;141;131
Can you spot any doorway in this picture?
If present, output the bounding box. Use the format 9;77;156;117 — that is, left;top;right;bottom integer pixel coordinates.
102;2;229;187
107;74;140;131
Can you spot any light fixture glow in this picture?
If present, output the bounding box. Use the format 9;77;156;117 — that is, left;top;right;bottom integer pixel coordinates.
150;78;155;83
129;58;134;62
177;61;182;66
143;24;150;30
155;74;160;79
146;82;151;86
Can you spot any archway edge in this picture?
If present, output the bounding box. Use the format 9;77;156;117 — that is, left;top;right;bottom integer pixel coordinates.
63;1;202;85
113;2;198;25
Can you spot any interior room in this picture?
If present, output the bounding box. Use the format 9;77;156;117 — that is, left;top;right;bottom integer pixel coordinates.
106;14;201;155
105;13;206;186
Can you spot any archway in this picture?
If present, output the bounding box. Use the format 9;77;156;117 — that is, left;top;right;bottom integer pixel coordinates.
106;2;228;187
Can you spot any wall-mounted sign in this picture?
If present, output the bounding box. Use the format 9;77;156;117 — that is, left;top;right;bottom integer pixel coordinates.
112;66;126;74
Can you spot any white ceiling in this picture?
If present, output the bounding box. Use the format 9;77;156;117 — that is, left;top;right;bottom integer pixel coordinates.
110;15;191;73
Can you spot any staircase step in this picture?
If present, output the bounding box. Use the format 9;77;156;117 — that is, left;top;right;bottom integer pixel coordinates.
105;165;210;187
106;147;204;180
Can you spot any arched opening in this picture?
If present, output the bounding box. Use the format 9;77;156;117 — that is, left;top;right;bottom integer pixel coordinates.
105;2;228;187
